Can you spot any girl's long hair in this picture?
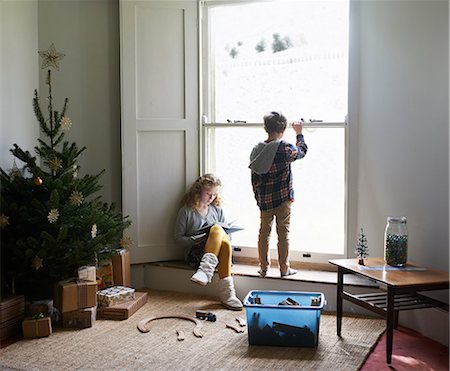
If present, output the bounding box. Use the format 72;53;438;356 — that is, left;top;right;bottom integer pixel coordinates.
181;173;223;208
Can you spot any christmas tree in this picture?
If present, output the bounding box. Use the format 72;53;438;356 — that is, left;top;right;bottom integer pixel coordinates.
355;228;369;264
0;44;131;299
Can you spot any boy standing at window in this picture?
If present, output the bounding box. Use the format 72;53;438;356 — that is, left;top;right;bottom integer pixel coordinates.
249;112;307;277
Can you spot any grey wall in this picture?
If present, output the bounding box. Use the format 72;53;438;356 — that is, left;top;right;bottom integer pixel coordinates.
37;0;121;206
355;0;449;272
0;1;39;170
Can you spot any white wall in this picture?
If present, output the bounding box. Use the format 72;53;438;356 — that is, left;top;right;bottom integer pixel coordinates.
37;0;121;205
0;1;39;170
355;0;449;272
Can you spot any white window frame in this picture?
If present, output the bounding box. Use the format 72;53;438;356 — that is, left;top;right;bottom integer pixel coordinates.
198;0;358;263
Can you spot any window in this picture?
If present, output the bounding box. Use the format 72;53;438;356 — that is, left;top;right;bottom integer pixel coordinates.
201;0;349;263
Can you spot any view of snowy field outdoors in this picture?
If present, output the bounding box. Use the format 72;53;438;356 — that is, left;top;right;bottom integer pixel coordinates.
206;1;348;256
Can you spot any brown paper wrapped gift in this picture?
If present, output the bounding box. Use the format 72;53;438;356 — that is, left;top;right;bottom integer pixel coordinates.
1;295;25;341
54;278;97;313
112;249;131;287
100;291;148;320
22;316;52;339
62;307;96;328
78;265;97;282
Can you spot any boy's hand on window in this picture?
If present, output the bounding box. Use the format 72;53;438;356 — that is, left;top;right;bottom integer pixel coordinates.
291;121;303;135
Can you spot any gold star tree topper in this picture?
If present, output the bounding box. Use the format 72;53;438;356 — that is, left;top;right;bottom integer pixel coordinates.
38;43;65;71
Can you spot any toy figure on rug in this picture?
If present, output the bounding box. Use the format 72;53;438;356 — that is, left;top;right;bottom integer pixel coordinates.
174;174;242;310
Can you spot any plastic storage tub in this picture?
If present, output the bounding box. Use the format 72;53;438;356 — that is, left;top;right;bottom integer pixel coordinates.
243;290;325;347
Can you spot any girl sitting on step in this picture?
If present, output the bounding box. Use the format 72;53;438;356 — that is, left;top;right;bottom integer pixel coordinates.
174;174;242;311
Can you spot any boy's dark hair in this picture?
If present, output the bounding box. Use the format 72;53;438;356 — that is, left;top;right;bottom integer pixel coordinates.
263;111;287;134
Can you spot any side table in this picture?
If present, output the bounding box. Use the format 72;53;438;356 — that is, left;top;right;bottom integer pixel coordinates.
329;258;449;364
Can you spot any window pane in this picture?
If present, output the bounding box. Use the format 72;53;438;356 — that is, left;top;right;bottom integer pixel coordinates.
212;127;345;255
210;1;349;122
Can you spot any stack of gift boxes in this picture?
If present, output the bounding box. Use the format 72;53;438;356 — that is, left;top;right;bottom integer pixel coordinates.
1;249;148;343
56;278;98;329
98;288;147;320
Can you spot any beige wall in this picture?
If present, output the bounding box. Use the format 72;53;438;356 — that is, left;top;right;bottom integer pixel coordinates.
355;0;449;271
0;0;39;170
37;0;121;206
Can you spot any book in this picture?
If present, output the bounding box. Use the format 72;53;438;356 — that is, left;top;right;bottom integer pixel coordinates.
191;221;244;242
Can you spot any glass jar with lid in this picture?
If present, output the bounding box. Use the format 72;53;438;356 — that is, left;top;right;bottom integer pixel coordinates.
384;216;408;266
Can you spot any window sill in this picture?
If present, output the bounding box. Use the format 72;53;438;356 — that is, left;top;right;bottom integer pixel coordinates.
145;260;379;288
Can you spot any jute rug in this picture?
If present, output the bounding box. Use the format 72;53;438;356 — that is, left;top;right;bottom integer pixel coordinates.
0;289;385;371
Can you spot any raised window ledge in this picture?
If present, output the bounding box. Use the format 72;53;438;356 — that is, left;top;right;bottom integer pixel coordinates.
145;260;379;289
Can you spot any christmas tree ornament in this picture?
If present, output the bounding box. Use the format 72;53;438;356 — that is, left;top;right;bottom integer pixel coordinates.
60;116;72;131
34;176;43;186
72;165;78;178
49;158;62;171
69;190;84;206
38;43;65;71
119;235;133;249
91;224;98;239
9;159;23;179
47;208;60;223
31;256;43;270
355;228;369;265
0;214;10;229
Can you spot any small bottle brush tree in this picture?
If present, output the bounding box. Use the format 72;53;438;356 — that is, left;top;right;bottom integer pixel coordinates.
355;228;369;265
0;44;131;299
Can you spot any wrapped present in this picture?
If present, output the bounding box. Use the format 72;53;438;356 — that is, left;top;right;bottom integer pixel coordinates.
100;291;147;320
112;249;131;287
97;286;135;307
22;315;52;339
97;259;114;289
1;295;25;341
78;265;97;282
54;278;97;313
25;299;53;317
62;307;96;329
1;318;23;342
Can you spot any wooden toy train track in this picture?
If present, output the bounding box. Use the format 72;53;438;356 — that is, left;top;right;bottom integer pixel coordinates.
137;315;204;338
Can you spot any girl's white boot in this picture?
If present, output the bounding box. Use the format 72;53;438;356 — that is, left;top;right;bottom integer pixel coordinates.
218;276;243;310
190;252;218;285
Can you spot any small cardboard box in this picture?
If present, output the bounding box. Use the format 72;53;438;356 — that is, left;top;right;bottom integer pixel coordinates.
22;316;52;339
78;266;97;282
97;286;135;307
97;259;114;289
55;279;97;313
243;290;325;347
62;307;96;329
112;249;131;287
100;291;147;320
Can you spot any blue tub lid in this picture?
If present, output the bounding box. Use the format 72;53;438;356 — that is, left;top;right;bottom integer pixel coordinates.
243;290;325;310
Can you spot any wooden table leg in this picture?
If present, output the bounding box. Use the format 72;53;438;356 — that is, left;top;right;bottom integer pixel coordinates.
386;288;395;364
336;266;343;336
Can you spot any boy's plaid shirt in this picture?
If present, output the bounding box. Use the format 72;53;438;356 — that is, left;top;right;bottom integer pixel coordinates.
251;134;307;211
